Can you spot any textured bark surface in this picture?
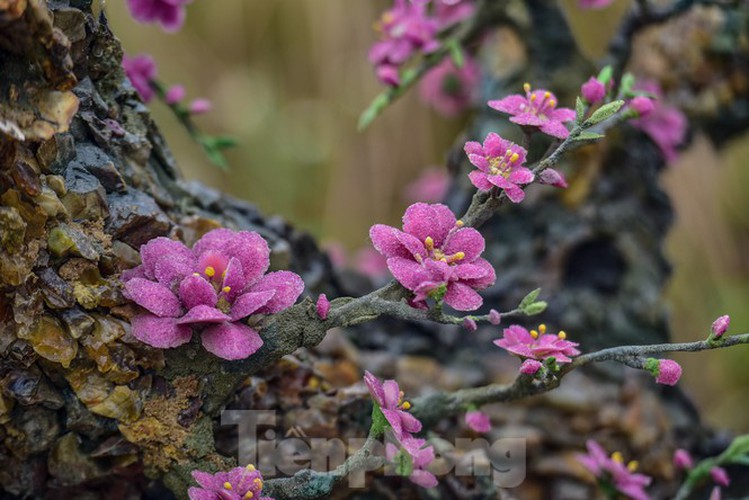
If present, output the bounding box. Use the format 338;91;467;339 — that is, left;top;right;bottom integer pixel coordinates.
1;1;748;499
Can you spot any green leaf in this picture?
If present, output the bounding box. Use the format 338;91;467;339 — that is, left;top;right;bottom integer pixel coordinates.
393;450;414;477
523;301;547;316
370;404;389;438
619;72;636;96
449;42;465;68
583;100;624;127
597;65;613;85
575;97;585;122
358;92;392;130
428;283;448;303
209;135;238;150
519;288;541;309
574;131;605;142
720;434;749;463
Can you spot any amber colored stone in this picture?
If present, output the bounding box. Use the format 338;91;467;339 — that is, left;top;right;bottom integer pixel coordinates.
10;161;41;197
17;315;78;368
88;385;143;423
65;366;113;406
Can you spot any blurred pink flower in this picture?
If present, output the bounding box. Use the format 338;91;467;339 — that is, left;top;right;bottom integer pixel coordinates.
488;83;576;139
404;168;450;203
581;76;606;104
354;247;389;278
710;466;730;487
188;465;271;500
631;81;687;163
435;0;475;27
165;84;186;104
577;440;652;500
386;437;438;488
189;98;213;114
630;96;655;117
538;168;568;189
673;449;693;470
494;324;580;364
464;133;534;203
127;0;192;33
419;56;480;116
370;203;495;311
465;410;491;432
122;54;156;102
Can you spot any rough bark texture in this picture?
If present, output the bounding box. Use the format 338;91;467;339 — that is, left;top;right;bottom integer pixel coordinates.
1;1;748;499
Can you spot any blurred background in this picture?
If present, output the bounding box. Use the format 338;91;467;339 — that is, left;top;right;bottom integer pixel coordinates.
108;1;749;432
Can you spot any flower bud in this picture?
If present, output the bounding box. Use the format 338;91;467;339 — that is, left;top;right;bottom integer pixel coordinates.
519;359;542;375
630;96;655;117
581;77;606;104
711;315;730;338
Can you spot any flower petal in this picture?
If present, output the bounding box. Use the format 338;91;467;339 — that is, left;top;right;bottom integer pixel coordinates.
131;314;192;348
387;256;431;291
468;170;494;191
250;271;304;314
487;95;527;115
443;227;485;262
364;371;386;406
410;470;438;488
230;290;276;321
370;225;413;259
508;167;534;185
539;120;570;139
179;274;217;310
124;278;182;317
201;322;263;360
444;282;483;311
458;258;496;289
193;229;270;285
191;470;223;490
140;237;194;282
177;305;231;325
186;488;216;500
402;203;456;247
382;380;401;409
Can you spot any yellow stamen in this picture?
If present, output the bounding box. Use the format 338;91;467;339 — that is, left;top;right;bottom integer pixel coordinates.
224;482;233;490
253;478;263;487
456;220;464;228
538;324;547;334
628;460;639;472
558;331;567;340
453;251;465;261
246;464;256;471
523;82;531;93
611;451;624;464
440;258;447;263
549;100;556;108
544;91;551;99
425;236;434;250
244;493;253;499
401;401;411;410
222;270;227;278
530;330;539;339
205;266;216;278
222;286;231;294
530;93;537;101
510;152;519;163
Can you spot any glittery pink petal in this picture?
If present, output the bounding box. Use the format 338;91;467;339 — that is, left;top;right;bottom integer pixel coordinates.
508;167;534;185
443;227;485;262
468;171;494;191
139;237;195;285
250;271;304;314
387;256;431;291
410;470;438;488
131;314;192;348
230;290;276;321
504;184;526;203
395;231;428;260
194;229;270;285
191;470;223;490
463;141;484;156
487;95;527;115
121;265;146;282
124;278;182;317
444;282;483;311
186;488;216;500
402;203;456;247
551;107;577;122
539;120;570;139
459;258;496;289
364;371;386;407
179;274;217;309
400;411;423;434
177;305;231;325
370;225;413;259
467;154;490;171
382;379;401;408
221;257;246;300
201;322;263;360
509;113;545;127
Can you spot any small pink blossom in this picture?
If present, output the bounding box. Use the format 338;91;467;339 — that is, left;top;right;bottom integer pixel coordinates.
631;81;687;163
488;309;501;325
519;359;542;375
435;0;475;28
655;359;682;386
581;77;606;104
577;440;652;500
369;0;439;86
709;486;722;500
386;437;438;488
673;449;694;470
711;315;730;338
630;96;655;117
316;294;330;320
463;317;477;331
710;466;730;487
538;168;568;189
165;84;186;104
419;56;480;117
122;54;156;102
364;371;422;441
488;83;576;139
121;229;304;360
404;168;450;203
189;98;213;114
464;133;534;203
494;324;580;364
127;0;192;33
578;0;615;9
188;464;272;500
370;203;495;311
465;410;491;433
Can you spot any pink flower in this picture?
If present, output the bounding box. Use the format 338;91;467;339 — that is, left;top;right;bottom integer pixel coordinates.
538;168;568;189
710;466;730;487
710;486;722;500
465;410;491;433
464;133;534;203
630;96;655;117
419;56;480;117
581;77;606;104
188;464;272;500
354;247;389;278
370;203;496;311
364;371;422;441
369;0;439;86
189;98;212;114
711;315;730;338
519;359;542;375
122;54;156;102
463;317;477;331
577;440;652;500
386;437;438;488
165;84;186;104
488;309;501;325
578;0;615;9
494;324;580;364
655;359;682;386
404;168;450;203
488;83;576;139
435;0;475;28
631;81;687;163
316;294;330;320
126;0;192;33
673;449;694;470
121;229;304;360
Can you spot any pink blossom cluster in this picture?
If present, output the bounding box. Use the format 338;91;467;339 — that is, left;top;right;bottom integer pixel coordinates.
370;203;495;311
121;229;304;360
126;0;192;33
464;132;534;203
577;440;652;500
364;371;437;487
489;83;576;139
419;56;481;116
188;464;273;500
630;81;687;163
494;324;580;369
672;448;731;500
